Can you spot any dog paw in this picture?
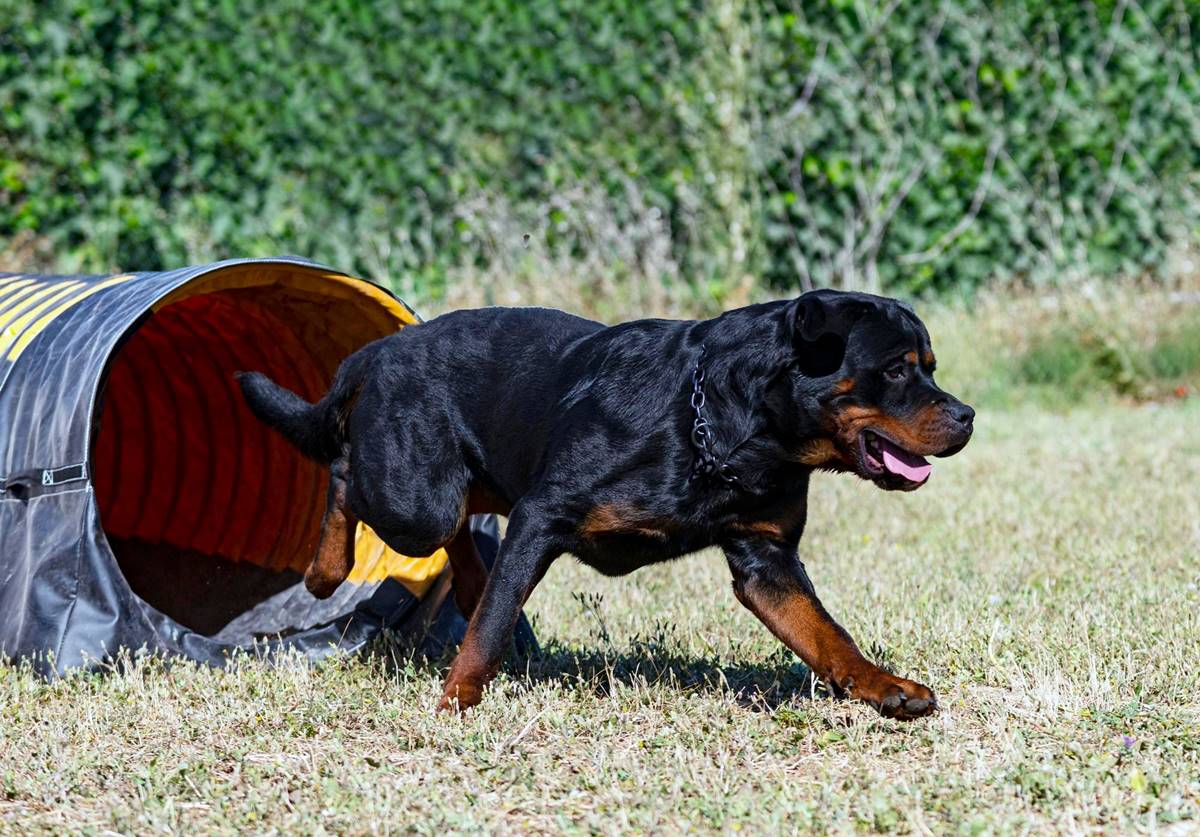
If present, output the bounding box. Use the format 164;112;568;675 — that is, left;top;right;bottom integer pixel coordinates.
856;674;938;721
437;680;484;714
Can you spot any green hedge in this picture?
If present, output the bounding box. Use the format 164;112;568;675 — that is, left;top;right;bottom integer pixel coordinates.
1;1;1197;298
754;1;1200;294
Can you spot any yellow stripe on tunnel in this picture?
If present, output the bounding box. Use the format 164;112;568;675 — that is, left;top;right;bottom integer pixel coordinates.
6;274;135;363
0;283;75;333
0;279;35;303
349;524;449;599
0;275;28;292
0;282;85;356
0;283;44;317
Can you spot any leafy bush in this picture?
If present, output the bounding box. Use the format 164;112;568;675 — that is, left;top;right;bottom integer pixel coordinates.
926;281;1200;408
1;0;1197;300
1016;327;1141;399
754;1;1200;295
1149;329;1200;381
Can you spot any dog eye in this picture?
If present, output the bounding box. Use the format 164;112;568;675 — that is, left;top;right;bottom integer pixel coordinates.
884;364;907;381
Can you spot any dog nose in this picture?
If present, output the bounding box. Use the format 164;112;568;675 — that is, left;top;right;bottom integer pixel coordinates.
950;402;975;427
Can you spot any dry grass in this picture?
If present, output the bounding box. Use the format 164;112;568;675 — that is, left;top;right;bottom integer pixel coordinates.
2;283;1199;834
2;397;1199;834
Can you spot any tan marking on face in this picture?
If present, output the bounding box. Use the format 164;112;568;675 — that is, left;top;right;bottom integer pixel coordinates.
833;378;855;395
923;350;936;367
903;350;918;365
831;403;949;457
579;504;671;540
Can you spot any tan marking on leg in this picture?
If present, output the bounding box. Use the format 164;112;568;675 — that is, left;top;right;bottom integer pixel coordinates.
730;520;786;541
305;461;357;599
734;581;936;719
444;525;488;619
438;630;495;712
579;504;671;540
466;485;512;517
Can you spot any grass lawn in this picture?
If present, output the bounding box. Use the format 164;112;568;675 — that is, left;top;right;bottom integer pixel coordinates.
1;397;1197;834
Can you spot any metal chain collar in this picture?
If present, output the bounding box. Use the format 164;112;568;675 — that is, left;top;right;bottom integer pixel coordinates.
689;346;740;487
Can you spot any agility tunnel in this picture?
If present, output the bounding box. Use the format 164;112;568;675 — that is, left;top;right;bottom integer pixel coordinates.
0;257;532;675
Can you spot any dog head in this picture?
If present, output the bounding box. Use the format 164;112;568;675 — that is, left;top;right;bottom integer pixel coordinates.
778;289;974;490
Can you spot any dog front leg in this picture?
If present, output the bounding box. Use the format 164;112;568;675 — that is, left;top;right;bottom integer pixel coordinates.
439;503;556;712
724;538;936;720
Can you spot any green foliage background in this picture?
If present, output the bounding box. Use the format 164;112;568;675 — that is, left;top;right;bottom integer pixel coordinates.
1;0;1197;298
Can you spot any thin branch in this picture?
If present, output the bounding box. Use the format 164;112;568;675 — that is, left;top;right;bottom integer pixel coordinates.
899;135;1003;265
856;149;940;262
785;39;828;121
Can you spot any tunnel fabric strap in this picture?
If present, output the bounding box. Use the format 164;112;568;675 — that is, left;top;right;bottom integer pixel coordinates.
42;463;87;486
0;463;88;498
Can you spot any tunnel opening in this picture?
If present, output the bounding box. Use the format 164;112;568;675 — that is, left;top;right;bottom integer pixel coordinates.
88;263;427;642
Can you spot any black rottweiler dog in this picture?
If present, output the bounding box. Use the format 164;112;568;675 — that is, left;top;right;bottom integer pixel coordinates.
238;289;973;719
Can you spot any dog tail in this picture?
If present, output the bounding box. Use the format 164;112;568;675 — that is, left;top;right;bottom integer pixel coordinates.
237;349;371;463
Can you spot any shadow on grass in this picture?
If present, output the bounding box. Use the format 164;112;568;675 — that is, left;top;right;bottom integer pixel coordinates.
518;640;826;711
368;634;826;712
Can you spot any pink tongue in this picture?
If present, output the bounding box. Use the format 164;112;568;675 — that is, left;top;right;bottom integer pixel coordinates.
880;441;932;483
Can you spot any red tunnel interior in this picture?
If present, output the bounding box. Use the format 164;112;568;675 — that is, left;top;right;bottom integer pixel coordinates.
89;266;412;635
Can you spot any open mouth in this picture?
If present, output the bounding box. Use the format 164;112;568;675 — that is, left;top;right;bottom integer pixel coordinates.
860;430;932;485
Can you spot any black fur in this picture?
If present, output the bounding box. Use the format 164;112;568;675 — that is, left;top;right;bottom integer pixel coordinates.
239;289;974;718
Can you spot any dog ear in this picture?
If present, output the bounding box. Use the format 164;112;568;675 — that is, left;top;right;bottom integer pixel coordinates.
789;291;869;377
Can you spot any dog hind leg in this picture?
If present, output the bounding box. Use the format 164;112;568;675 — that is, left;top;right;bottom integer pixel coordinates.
304;456;358;599
444;525;489;619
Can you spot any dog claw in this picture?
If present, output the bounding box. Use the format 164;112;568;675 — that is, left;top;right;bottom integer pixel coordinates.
864;677;938;721
903;697;931;715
